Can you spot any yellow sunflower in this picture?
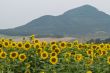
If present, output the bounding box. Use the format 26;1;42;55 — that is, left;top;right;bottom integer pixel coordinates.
0;43;3;48
33;39;40;44
49;56;58;65
73;40;79;45
19;53;27;62
3;40;9;48
0;52;7;59
24;41;31;51
40;51;48;60
50;41;56;45
50;44;58;51
50;52;57;57
54;48;60;54
59;42;66;49
86;49;93;56
70;51;76;57
10;52;18;59
99;43;105;49
67;42;73;48
34;43;41;49
85;59;93;66
91;44;97;50
86;70;92;73
107;56;110;64
100;49;107;56
1;38;5;42
77;43;83;50
17;42;23;49
64;52;71;58
74;54;83;62
11;42;16;48
37;48;43;54
41;41;47;48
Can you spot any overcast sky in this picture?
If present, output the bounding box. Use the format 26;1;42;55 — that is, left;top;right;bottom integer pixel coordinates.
0;0;110;29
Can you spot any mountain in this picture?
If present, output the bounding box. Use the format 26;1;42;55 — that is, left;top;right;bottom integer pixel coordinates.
0;5;110;36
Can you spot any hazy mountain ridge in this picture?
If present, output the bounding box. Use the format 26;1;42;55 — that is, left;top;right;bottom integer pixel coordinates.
0;5;110;36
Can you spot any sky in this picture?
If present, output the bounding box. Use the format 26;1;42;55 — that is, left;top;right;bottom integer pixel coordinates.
0;0;110;29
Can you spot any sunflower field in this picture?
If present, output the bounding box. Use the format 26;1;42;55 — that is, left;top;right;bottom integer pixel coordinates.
0;36;110;73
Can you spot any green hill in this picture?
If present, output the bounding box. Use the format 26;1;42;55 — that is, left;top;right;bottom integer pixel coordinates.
0;5;110;36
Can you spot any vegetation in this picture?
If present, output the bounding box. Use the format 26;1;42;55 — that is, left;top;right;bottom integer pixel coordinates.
0;35;110;73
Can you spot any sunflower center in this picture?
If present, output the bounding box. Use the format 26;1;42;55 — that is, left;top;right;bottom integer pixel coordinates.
52;46;56;50
43;53;46;57
52;58;56;62
88;51;91;54
21;55;25;59
67;44;71;47
12;53;16;57
18;44;22;47
2;53;5;57
5;42;8;46
0;44;2;48
61;43;65;47
36;45;39;48
52;53;56;56
55;49;59;53
102;51;106;55
13;44;15;46
25;44;30;48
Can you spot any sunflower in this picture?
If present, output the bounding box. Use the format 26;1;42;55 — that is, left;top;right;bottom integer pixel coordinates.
19;53;27;62
70;51;76;57
41;41;47;48
50;52;57;57
17;42;23;49
11;42;16;48
105;44;110;50
1;38;5;42
86;70;92;73
50;41;56;45
99;43;105;48
33;39;40;44
49;56;58;65
0;43;3;48
10;52;18;59
24;41;31;51
59;42;66;49
54;48;60;54
86;49;93;56
64;52;71;58
37;48;43;54
77;44;83;50
0;52;7;59
85;59;93;66
100;49;107;56
73;40;79;45
91;45;97;50
3;40;9;48
67;42;73;48
34;43;41;49
107;56;110;64
74;54;83;62
40;51;48;60
50;44;58;51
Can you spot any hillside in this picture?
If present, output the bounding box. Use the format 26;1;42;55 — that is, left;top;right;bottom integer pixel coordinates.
0;5;110;36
